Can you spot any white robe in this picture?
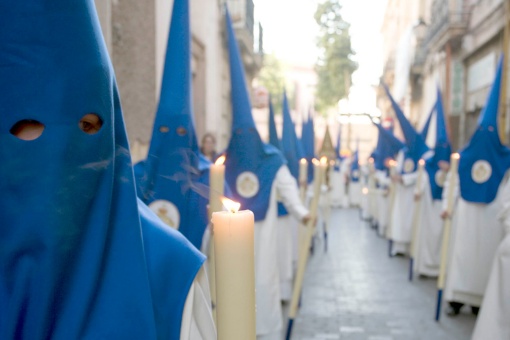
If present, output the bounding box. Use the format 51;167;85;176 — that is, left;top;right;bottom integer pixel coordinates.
389;154;418;255
443;172;507;307
349;180;362;207
255;166;309;339
330;161;349;208
375;171;391;236
277;214;294;302
471;182;510;340
413;172;443;277
181;266;217;339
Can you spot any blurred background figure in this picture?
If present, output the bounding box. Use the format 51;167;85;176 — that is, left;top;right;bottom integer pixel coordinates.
201;132;219;162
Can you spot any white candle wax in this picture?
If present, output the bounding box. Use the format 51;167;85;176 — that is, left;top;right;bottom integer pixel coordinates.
212;208;256;340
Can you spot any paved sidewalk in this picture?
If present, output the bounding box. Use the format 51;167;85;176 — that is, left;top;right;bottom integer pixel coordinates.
288;208;476;340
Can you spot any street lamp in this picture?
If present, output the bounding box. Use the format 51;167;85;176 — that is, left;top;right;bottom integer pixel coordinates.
413;17;427;42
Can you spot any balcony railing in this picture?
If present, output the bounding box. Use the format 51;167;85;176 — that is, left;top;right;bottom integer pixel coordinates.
423;0;470;49
226;0;255;41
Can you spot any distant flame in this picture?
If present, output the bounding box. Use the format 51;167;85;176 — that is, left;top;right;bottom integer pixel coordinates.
388;160;397;167
221;197;241;213
320;156;328;165
312;158;320;166
300;158;307;165
215;155;226;166
418;159;425;166
362;187;368;195
452;153;460;160
368;157;374;164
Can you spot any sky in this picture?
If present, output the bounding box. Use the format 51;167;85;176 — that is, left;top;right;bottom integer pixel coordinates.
254;0;388;113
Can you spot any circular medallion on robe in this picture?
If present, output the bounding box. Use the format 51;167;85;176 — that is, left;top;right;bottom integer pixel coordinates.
434;169;447;187
149;200;180;229
236;171;260;198
403;159;415;173
471;160;492;184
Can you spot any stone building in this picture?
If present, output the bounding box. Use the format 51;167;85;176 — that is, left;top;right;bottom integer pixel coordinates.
381;0;510;150
94;0;263;162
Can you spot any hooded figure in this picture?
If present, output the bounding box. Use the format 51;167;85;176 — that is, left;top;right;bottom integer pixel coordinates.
330;127;350;207
472;177;510;340
0;1;211;339
442;56;510;317
349;140;362;207
301;112;315;184
420;106;434;142
223;8;309;339
413;87;451;277
135;0;212;250
277;91;306;302
371;122;406;236
384;85;431;255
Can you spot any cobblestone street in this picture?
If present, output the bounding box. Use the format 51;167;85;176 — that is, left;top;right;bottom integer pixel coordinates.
289;208;476;340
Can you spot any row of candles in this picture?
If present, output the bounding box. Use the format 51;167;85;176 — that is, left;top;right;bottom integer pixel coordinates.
362;153;460;321
209;156;329;339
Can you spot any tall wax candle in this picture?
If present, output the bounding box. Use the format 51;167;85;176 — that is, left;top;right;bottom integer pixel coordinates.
299;158;308;203
212;199;256;340
289;157;327;319
208;155;226;324
410;159;426;259
438;153;459;290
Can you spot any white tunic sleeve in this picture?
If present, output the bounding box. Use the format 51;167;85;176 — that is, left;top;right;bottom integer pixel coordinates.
275;165;309;221
180;265;217;340
402;171;418;186
498;179;510;235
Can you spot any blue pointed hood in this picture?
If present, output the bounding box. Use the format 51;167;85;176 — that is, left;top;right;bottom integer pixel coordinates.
282;90;305;178
420;106;434;141
425;87;452;200
224;7;284;221
136;0;211;248
351;139;361;182
384;84;430;171
301;112;316;183
372;122;406;171
458;56;510;203
335;127;343;160
0;1;161;337
268;96;281;150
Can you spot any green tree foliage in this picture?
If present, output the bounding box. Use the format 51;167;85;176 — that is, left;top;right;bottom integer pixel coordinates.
257;53;286;113
314;0;357;113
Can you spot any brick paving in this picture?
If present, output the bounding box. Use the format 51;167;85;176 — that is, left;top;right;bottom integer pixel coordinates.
287;208;476;340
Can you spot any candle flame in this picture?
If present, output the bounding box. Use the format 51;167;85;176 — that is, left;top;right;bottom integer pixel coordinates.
362;187;368;195
312;158;320;166
388;160;397;167
452;153;460;160
300;158;307;165
418;159;425;166
215;155;226;166
320;156;328;165
369;157;374;164
221;197;241;213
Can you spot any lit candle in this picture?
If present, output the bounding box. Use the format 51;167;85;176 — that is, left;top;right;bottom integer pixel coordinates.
212;198;256;340
288;157;327;323
436;152;459;321
208;155;226;324
299;158;308;203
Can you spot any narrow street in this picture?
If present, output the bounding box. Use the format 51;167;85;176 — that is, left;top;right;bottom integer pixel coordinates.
290;208;476;340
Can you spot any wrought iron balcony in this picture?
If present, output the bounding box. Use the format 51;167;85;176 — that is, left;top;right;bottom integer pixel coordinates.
226;0;263;75
423;0;470;50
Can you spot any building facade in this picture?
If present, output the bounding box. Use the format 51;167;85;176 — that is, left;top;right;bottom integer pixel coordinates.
381;0;510;151
94;0;263;162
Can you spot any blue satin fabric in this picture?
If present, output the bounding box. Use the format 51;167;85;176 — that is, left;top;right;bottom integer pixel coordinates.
458;57;510;203
224;7;284;221
0;1;203;338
